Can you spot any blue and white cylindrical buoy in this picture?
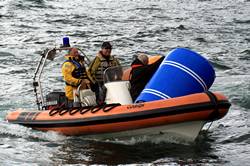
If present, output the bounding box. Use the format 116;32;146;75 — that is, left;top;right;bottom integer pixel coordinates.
63;36;70;47
135;48;215;102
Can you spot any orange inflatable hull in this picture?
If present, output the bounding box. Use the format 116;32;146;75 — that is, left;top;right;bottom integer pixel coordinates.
6;92;230;136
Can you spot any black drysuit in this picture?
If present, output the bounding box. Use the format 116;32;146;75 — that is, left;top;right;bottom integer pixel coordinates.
129;56;164;102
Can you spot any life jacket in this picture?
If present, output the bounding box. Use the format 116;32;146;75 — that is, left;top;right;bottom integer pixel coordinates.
63;58;88;87
64;59;87;79
94;54;119;83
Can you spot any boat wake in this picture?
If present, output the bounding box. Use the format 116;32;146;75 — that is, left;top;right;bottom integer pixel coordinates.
82;133;194;146
0;121;67;142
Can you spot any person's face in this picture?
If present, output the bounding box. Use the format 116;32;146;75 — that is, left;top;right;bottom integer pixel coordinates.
73;50;80;57
70;48;80;57
101;48;112;57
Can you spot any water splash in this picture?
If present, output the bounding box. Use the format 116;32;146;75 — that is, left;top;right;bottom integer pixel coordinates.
0;121;67;142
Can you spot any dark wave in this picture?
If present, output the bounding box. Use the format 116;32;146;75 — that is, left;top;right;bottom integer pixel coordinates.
0;52;15;58
133;26;172;39
72;14;88;19
176;25;186;30
46;18;73;24
17;24;40;30
25;0;45;3
69;31;93;38
241;49;250;55
210;61;232;70
8;68;30;74
234;19;250;24
135;7;163;11
15;0;46;9
221;133;250;144
194;37;207;43
238;50;250;60
239;94;250;109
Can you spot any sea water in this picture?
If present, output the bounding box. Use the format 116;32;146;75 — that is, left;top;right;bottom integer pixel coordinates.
0;0;249;165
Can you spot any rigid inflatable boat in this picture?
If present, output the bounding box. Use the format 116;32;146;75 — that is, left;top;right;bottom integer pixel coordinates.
6;92;230;141
6;45;231;141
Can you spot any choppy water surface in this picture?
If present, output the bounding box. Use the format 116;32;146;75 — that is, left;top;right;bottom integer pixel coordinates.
0;0;249;165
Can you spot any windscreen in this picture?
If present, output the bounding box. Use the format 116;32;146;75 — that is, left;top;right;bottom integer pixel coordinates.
103;66;130;83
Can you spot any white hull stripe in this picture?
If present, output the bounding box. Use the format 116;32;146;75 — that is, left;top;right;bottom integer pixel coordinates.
161;60;207;91
141;88;171;99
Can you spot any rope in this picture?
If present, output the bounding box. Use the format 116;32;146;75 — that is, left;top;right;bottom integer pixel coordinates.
205;91;219;121
204;91;219;133
49;103;121;116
